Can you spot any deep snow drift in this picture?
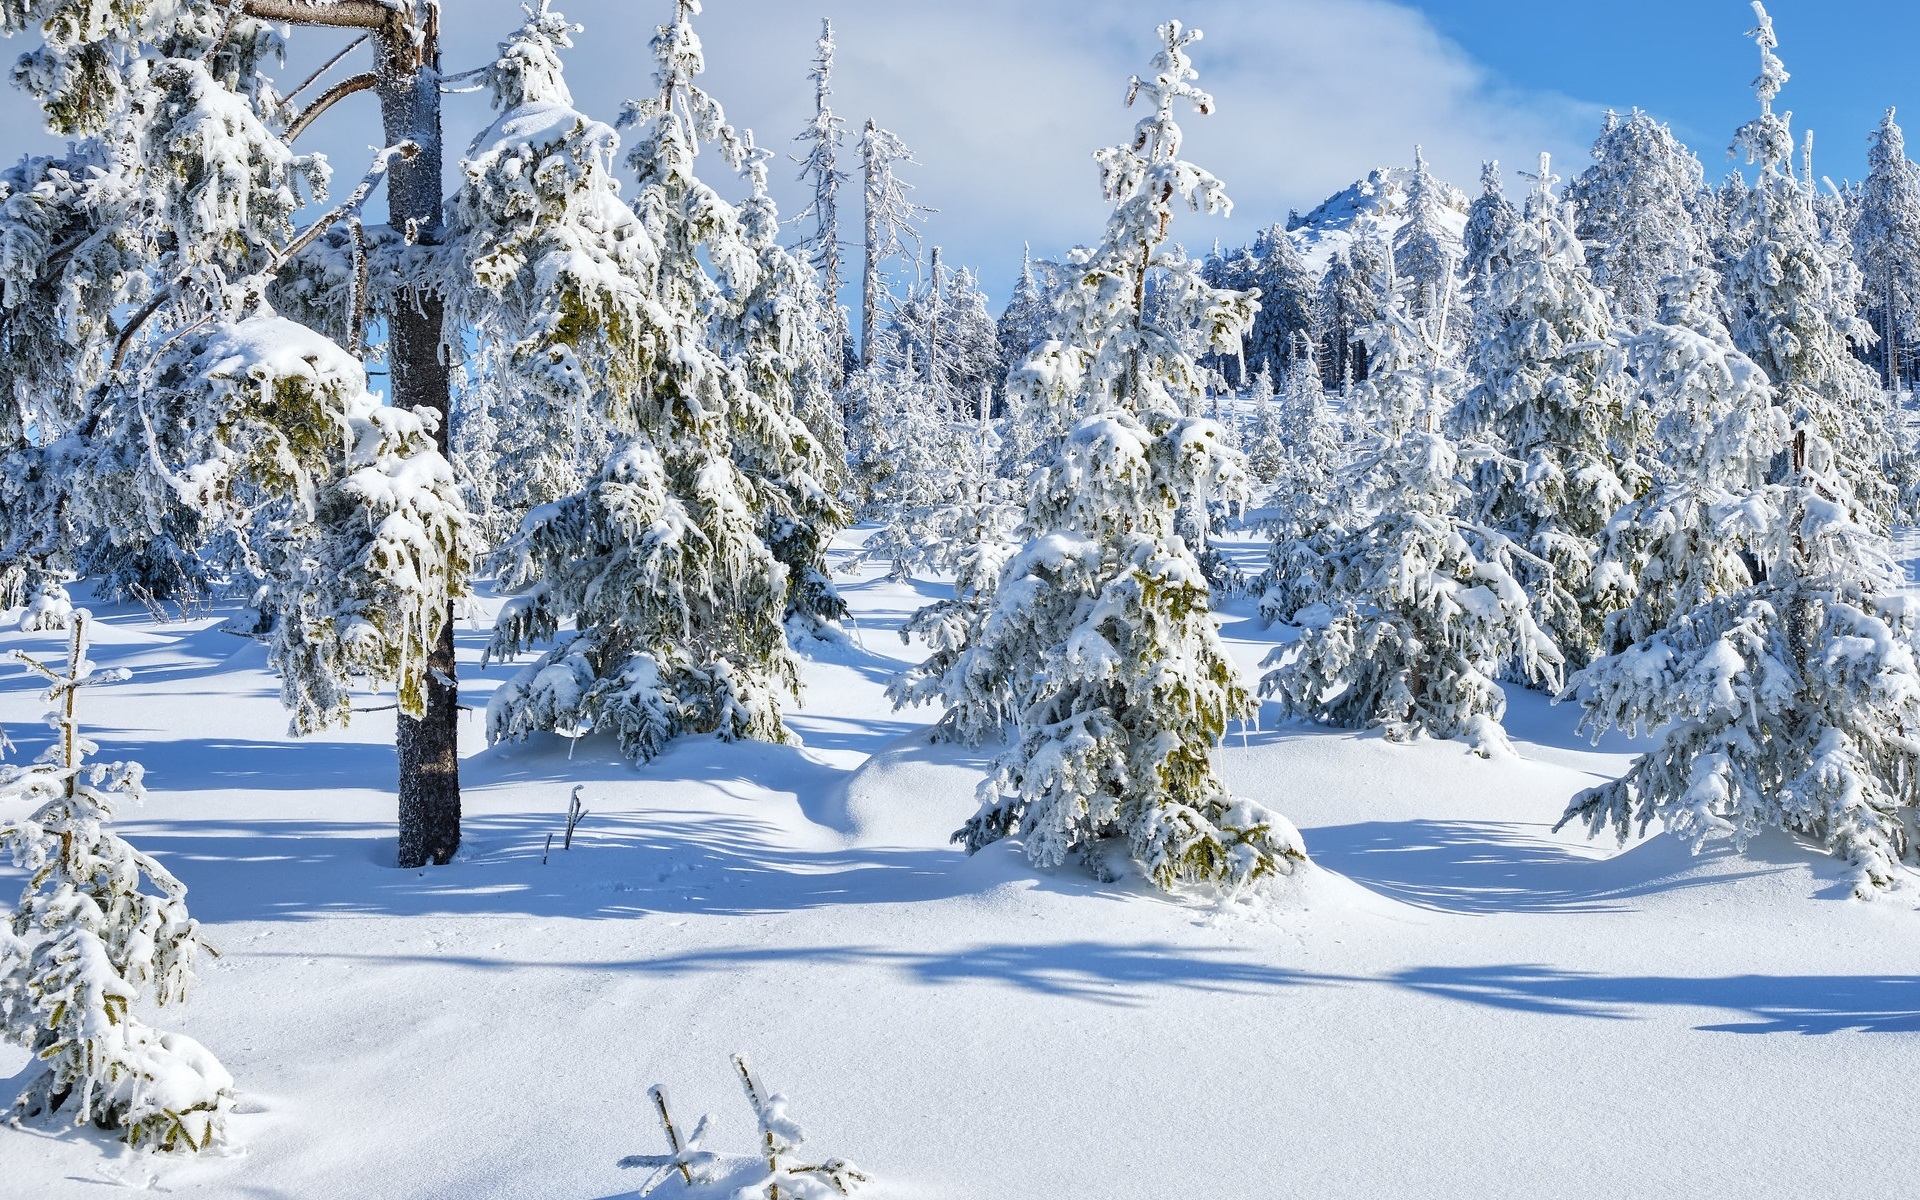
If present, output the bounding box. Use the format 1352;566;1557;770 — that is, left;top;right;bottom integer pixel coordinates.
3;531;1920;1198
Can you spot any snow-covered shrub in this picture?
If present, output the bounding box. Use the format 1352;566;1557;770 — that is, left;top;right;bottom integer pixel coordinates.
0;612;231;1150
17;578;72;633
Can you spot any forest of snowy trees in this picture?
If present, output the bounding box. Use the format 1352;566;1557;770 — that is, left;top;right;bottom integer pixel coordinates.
2;0;1920;1170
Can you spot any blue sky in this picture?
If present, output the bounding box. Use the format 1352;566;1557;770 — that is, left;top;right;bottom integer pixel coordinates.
1415;0;1920;186
1;1;1911;325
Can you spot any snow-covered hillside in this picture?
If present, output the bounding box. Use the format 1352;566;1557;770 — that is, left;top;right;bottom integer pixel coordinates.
1284;161;1472;271
3;527;1917;1199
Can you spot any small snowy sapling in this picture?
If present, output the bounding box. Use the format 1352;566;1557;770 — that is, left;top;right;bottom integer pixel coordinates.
0;612;232;1151
621;1054;869;1198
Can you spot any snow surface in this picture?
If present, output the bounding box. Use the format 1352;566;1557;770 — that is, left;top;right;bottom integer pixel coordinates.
4;528;1920;1197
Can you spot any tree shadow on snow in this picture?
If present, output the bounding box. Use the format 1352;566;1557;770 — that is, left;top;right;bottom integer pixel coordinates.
108;811;986;924
250;938;1334;1008
1382;963;1920;1034
1306;819;1780;915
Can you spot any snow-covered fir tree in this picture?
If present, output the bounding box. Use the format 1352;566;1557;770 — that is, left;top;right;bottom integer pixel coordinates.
1255;337;1345;625
1724;2;1901;529
0;614;230;1150
1206;228;1317;387
722;131;851;634
1240;364;1285;486
885;249;1003;420
1393;146;1464;330
1591;270;1788;653
1269;339;1343;525
1456;152;1644;671
486;0;832;761
995;245;1054;412
884;404;1025;742
1569;109;1713;329
854;339;970;579
1313;236;1388;390
445;3;646;543
1245;228;1319;378
1460;161;1517;298
1561;420;1920;898
1261;292;1562;754
938;21;1304;890
1854;108;1920;389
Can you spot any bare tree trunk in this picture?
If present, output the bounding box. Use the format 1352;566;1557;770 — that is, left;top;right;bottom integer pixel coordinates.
379;3;461;868
1888;275;1901;392
861;119;880;369
926;245;942;410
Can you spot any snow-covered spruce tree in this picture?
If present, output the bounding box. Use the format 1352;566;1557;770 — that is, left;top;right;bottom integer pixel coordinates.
1264;340;1343;516
1260;292;1562;754
1393;145;1465;331
0;1;473;867
1568;109;1713;329
791;18;852;385
1256;335;1344;623
853;339;968;579
1591;270;1789;653
1460;161;1517;299
941;22;1303;890
1224;226;1318;385
884;405;1024;743
1313;237;1387;390
1854;108;1920;390
485;0;822;761
444;5;651;548
1455;153;1645;672
1256;229;1320;372
1726;3;1901;529
1560;421;1920;898
0;613;230;1150
726;134;851;634
995;245;1053;411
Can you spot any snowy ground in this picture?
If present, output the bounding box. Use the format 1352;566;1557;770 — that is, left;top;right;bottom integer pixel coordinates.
5;529;1920;1198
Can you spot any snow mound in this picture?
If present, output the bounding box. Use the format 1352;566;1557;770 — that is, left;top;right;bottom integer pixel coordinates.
824;731;991;849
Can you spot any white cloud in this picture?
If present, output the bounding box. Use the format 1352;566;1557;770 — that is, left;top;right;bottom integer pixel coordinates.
462;0;1605;310
0;0;1602;314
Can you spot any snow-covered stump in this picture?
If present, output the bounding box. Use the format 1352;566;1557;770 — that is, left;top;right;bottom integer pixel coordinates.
0;612;232;1151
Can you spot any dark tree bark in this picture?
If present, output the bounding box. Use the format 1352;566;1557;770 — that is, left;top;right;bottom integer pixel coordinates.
376;4;461;868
